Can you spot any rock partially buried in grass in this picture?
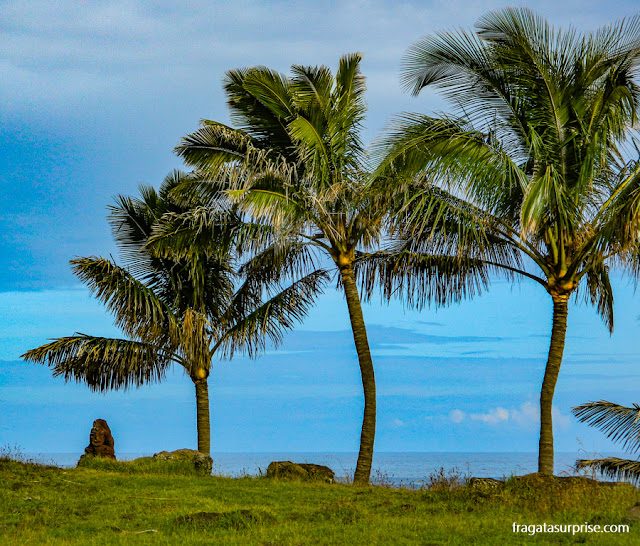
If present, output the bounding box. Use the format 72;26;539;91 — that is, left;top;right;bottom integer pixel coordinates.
266;461;335;483
468;477;502;490
77;419;116;465
153;449;213;475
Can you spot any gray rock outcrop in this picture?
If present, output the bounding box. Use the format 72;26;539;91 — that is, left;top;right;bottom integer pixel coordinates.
153;448;213;475
266;461;335;483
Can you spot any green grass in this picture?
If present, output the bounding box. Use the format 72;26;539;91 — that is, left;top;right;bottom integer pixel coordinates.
77;454;209;476
1;453;639;545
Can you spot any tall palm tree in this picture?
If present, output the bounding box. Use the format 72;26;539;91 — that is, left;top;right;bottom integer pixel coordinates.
379;8;640;474
173;54;393;484
22;172;326;456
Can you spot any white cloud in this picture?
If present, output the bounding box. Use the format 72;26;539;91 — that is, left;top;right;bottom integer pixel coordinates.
470;407;509;424
510;401;540;427
449;402;572;429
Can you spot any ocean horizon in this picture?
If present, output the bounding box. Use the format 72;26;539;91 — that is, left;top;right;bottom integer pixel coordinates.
23;451;630;487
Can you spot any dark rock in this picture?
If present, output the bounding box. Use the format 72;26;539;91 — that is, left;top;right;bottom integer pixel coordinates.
266;461;335;483
267;461;308;481
299;463;335;483
78;419;115;464
468;477;502;489
153;448;213;475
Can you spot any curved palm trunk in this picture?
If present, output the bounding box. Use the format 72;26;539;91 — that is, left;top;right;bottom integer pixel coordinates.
340;265;376;485
194;378;211;456
538;295;569;475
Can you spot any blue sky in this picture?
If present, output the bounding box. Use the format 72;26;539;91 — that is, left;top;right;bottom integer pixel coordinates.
2;0;640;456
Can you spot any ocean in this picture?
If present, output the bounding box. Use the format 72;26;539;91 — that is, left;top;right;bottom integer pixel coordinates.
23;451;627;487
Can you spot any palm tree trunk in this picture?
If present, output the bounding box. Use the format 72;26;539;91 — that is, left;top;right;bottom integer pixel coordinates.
339;265;376;485
194;378;211;456
538;294;569;475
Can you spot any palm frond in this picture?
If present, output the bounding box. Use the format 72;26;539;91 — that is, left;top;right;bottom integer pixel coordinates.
579;259;614;332
147;203;239;258
239;238;322;291
576;457;640;484
70;257;178;345
214;269;330;359
374;113;527;224
331;52;366;162
21;335;176;391
231;186;307;222
175;121;254;170
175;121;296;188
355;250;491;308
573;400;640;452
389;181;536;277
108;170;203;284
589;160;640;254
290;63;333;116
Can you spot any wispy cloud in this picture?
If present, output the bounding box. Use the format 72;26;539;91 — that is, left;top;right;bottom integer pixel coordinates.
390;418;407;428
471;407;510;424
449;402;572;429
1;0;437;116
3;0;632;115
450;409;466;423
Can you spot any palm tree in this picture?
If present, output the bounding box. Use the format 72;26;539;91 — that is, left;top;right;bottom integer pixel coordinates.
22;172;326;456
573;401;640;483
379;8;640;474
173;54;393;484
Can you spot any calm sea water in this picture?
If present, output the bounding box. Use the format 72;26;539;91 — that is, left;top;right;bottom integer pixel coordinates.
24;451;627;487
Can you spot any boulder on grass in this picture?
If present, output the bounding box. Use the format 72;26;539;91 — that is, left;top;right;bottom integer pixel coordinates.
468;477;502;490
266;461;335;483
153;449;213;475
77;419;116;465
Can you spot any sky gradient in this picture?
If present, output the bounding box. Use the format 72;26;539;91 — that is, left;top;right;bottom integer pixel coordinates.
2;0;640;457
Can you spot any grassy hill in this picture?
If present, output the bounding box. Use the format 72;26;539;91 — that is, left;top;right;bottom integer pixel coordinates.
1;454;639;545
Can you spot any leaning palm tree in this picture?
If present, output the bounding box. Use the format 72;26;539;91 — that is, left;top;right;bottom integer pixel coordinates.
573;401;640;483
173;54;383;484
378;8;640;474
22;172;326;456
172;54;440;484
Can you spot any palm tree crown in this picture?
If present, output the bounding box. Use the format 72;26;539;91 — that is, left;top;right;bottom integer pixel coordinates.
22;171;325;455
